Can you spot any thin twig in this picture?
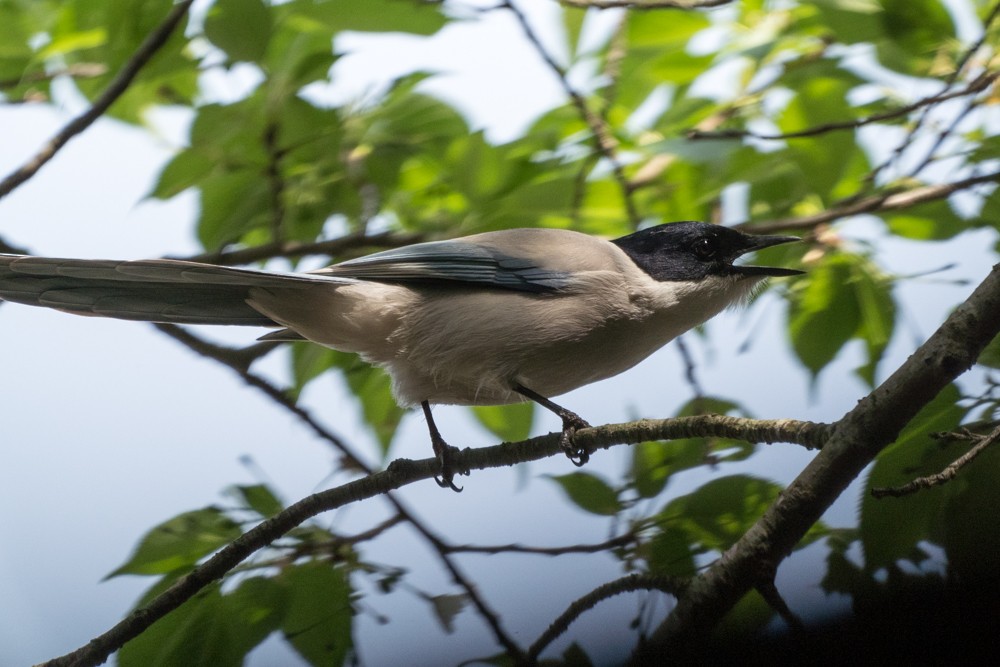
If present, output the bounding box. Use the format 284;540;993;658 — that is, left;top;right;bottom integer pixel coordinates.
40;413;824;667
675;337;705;399
152;323;367;469
867;1;1000;184
384;495;529;663
0;63;109;90
0;0;196;200
739;169;1000;234
559;0;733;9
503;0;640;225
262;122;287;243
153;322;525;660
528;573;689;660
871;425;1000;498
687;72;998;142
444;532;637;556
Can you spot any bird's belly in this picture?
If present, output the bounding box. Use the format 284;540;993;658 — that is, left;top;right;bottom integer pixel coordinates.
388;309;685;406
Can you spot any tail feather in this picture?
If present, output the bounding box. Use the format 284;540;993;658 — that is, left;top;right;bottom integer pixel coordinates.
0;254;348;327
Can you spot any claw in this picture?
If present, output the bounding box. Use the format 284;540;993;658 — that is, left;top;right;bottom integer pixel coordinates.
433;443;464;493
422;401;464;492
559;412;591;466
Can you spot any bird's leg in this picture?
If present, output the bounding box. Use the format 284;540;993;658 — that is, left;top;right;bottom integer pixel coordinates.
513;383;592;466
421;401;463;492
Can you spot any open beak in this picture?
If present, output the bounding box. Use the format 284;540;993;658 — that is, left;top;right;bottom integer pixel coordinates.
732;234;804;277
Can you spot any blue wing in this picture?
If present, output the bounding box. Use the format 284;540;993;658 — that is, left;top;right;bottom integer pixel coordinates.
316;238;571;293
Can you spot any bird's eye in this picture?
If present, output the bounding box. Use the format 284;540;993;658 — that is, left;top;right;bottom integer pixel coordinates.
692;237;717;260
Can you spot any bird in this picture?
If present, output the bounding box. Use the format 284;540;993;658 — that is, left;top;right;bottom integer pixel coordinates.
0;221;802;490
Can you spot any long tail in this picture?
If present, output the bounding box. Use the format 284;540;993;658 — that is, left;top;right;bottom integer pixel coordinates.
0;254;343;326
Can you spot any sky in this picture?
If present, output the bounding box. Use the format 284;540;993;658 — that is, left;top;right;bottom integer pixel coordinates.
0;2;997;665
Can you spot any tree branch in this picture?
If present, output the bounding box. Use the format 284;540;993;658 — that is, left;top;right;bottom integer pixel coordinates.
559;0;733;9
504;0;640;225
738;169;1000;234
634;263;1000;660
0;0;195;201
528;573;689;661
686;71;998;142
40;413;820;667
871;424;1000;498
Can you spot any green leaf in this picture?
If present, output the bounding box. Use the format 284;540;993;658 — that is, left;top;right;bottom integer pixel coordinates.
713;589;774;644
301;0;448;36
787;252;894;383
876;0;956;75
291;345;404;456
647;525;699;577
108;508;242;578
229;484;284;519
149;149;217;200
428;593;467;634
118;577;284;667
658;475;784;552
940;443;1000;584
860;383;968;572
471;402;534;443
561;4;587;60
280;561;354;667
548;472;623;516
204;0;272;63
885;200;968;240
978;333;1000;369
851;258;896;386
197;170;272;250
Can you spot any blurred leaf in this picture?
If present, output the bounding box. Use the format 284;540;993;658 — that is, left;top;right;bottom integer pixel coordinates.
647;524;699;577
198;170;271;250
291;344;404;455
549;472;623;516
885;200;967;240
428;593;467;634
618;11;712;108
562;641;595;667
301;0;448;35
659;475;784;552
631;397;752;498
941;443;1000;585
978;333;1000;369
108;508;242;578
562;4;587;60
788;253;895;383
712;589;773;644
876;0;956;75
149;149;217;200
851;258;896;386
860;384;968;572
471;402;534;443
280;561;354;667
204;0;272;63
229;484;284;519
119;576;285;667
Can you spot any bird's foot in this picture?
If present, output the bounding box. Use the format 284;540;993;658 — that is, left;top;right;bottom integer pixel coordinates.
559;412;592;467
433;441;464;493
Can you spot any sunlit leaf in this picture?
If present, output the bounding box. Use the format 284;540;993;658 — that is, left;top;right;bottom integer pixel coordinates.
204;0;272;63
471;402;534;443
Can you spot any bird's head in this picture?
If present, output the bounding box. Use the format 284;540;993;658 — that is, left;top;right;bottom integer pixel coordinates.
612;221;804;284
